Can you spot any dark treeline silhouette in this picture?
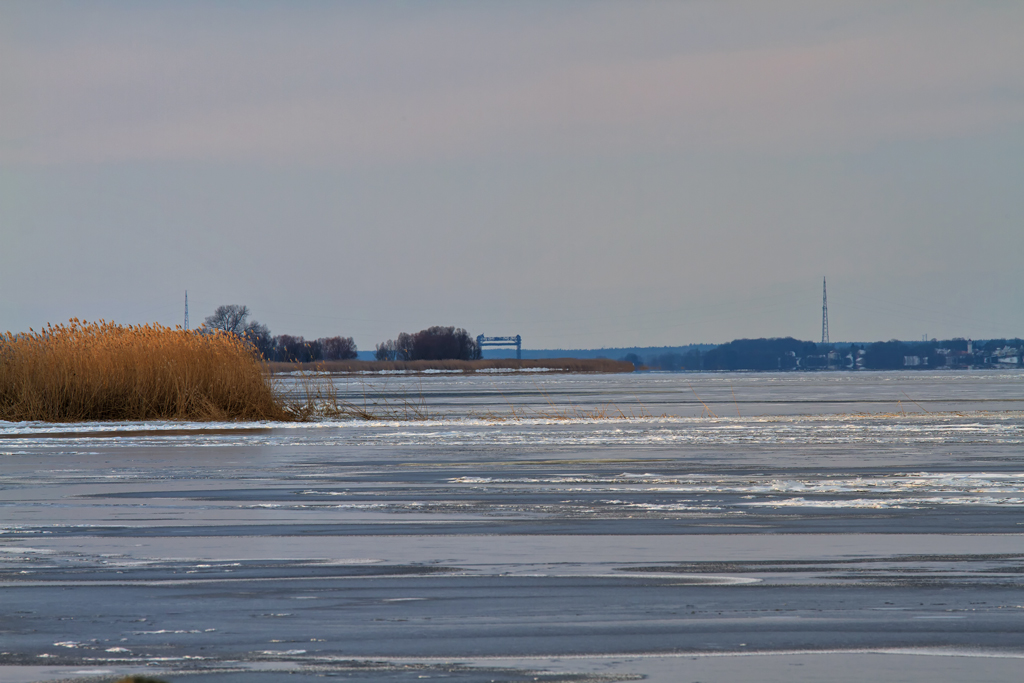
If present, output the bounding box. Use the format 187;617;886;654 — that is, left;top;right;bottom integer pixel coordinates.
203;305;356;362
862;337;1023;370
622;349;704;371
704;338;820;371
619;336;1023;371
622;338;815;371
202;305;1021;371
376;326;481;361
268;334;357;363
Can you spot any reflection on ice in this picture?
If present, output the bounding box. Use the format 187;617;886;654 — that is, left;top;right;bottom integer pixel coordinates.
1;412;1021;450
3;370;1024;679
446;471;1024;507
742;495;1024;509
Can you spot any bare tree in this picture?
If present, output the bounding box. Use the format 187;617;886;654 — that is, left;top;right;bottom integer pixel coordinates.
376;327;480;361
319;336;357;360
375;340;396;361
409;326;480;360
204;305;251;335
376;333;413;361
274;335;319;363
395;332;414;361
244;322;275;360
205;305;276;359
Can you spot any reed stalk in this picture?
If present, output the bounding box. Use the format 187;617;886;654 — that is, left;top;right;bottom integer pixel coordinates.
280;373;431;421
0;320;289;422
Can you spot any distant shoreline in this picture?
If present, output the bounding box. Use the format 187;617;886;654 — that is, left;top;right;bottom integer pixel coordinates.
266;358;634;375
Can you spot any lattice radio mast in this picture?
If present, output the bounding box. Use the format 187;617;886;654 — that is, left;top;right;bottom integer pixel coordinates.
184;291;190;331
821;277;829;345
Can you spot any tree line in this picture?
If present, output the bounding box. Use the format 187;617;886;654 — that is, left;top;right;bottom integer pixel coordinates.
856;337;1022;369
203;306;483;363
203;305;356;362
374;326;481;361
624;338;816;371
620;336;1024;371
203;305;1019;370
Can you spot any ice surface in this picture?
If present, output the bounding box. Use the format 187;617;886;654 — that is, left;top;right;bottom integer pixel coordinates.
2;370;1023;682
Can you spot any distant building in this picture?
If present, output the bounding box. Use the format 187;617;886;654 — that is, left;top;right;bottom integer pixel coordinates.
991;346;1021;365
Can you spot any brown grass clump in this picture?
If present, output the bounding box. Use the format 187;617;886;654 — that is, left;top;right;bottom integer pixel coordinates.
283;372;430;421
267;357;634;374
0;319;289;422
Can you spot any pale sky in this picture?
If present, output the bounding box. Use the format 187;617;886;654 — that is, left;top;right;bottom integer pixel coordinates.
2;1;1022;349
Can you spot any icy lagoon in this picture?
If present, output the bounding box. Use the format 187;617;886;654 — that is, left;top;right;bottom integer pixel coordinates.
2;370;1023;682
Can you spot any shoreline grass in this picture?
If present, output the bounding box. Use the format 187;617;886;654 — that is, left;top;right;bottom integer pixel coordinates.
1;320;289;422
6;322;998;424
1;317;1009;426
0;320;631;423
280;372;431;421
267;357;634;374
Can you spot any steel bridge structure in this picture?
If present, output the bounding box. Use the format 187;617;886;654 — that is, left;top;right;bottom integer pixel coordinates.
476;334;522;360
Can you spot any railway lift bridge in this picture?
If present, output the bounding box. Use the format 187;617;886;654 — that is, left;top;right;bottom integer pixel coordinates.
476;334;522;360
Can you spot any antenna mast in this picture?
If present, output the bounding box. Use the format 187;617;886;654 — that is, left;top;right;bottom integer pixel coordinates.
184;291;189;331
821;277;829;345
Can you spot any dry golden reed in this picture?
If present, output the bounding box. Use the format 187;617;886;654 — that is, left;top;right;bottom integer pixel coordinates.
0;319;289;422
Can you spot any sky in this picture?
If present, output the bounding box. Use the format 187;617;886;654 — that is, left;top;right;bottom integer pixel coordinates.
2;1;1023;349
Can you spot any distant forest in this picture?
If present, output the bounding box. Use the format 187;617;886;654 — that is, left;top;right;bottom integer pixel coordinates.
204;305;1022;371
464;337;1023;371
374;326;481;361
203;307;481;363
463;345;717;362
621;337;1024;371
203;305;356;363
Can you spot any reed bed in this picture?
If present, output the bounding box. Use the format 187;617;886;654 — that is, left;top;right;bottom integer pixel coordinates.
0;321;636;423
267;357;634;374
0;320;289;422
281;372;430;421
282;371;656;422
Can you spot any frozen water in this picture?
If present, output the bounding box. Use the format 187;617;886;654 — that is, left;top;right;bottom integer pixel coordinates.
1;370;1023;682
